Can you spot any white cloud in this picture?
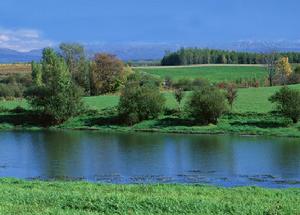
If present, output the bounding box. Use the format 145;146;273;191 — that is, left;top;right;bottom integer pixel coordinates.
0;28;54;52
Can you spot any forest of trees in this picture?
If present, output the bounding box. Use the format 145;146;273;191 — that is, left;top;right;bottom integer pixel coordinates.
161;48;300;65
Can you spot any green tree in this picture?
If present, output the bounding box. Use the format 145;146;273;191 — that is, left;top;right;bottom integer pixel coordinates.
26;48;83;124
118;73;165;125
269;86;300;123
59;43;90;94
31;61;42;87
186;86;227;124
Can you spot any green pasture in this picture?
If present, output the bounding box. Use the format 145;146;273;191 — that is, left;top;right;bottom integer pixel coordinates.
134;65;267;82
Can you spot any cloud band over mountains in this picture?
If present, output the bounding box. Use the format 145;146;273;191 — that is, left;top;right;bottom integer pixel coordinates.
0;28;54;52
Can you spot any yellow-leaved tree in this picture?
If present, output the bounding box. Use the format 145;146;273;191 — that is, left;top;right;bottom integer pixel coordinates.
276;57;292;85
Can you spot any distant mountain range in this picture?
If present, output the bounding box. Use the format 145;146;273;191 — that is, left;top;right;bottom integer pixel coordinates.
1;40;300;63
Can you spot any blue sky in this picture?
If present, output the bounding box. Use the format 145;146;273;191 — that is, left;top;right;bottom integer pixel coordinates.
0;0;299;51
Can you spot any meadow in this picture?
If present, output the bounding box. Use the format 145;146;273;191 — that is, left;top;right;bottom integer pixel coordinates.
0;179;299;215
134;65;267;83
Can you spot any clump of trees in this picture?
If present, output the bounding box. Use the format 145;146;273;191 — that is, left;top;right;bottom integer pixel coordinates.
269;86;300;123
186;85;227;124
161;48;300;66
26;48;83;124
90;54;132;95
118;73;165;125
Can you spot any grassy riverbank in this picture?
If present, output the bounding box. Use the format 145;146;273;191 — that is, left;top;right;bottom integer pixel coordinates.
0;179;298;214
1;84;300;138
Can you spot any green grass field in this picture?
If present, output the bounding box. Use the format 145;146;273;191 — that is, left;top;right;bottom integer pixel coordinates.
0;179;298;215
134;65;267;83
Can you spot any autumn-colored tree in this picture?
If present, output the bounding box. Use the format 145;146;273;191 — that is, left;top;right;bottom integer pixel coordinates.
275;57;292;85
90;54;129;95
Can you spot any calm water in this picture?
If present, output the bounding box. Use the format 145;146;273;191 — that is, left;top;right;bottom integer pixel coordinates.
0;131;300;188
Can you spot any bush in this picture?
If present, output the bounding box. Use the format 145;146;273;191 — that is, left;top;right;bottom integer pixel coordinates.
118;73;165;125
186;85;227;124
287;73;300;84
0;83;24;98
269;86;300;123
164;76;173;89
173;78;209;91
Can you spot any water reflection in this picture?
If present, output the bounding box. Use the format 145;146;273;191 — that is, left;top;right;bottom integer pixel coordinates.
0;131;299;187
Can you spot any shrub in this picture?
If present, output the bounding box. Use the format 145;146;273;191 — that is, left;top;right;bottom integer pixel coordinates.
173;78;192;91
192;78;210;89
269;86;300;123
0;83;24;98
164;76;173;89
173;78;209;91
118;73;165;125
294;65;300;74
186;85;227;124
288;73;300;84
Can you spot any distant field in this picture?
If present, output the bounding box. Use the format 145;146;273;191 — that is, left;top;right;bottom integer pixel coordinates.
134;65;267;83
0;63;31;75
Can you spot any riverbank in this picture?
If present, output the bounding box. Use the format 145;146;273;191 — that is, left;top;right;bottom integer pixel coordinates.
1;107;300;138
1;84;300;138
0;179;298;214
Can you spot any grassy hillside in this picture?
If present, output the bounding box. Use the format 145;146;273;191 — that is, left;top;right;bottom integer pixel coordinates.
134;65;267;83
0;179;299;215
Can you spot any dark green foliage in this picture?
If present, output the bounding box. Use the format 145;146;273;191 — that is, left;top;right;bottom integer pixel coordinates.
118;73;165;125
164;76;173;89
173;78;209;91
161;48;300;66
26;48;83;124
0;83;24;98
269;86;300;123
294;65;300;74
186;85;227;124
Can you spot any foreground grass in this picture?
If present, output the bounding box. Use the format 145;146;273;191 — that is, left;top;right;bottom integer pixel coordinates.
0;179;299;215
135;65;267;83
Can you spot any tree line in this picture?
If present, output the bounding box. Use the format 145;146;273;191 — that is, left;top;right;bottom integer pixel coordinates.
161;48;300;65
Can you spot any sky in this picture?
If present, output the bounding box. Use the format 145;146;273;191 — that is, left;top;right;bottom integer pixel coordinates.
0;0;299;52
